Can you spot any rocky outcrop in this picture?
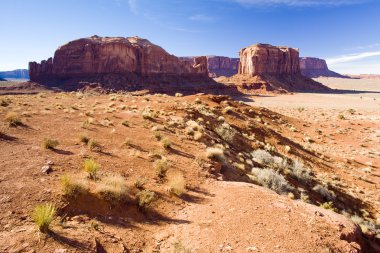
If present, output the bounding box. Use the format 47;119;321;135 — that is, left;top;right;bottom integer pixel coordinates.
218;44;330;93
300;57;346;78
180;56;239;77
29;36;215;92
0;69;29;80
238;44;300;76
207;56;239;77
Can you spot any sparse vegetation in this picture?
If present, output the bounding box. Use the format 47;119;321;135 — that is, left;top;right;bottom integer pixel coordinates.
206;147;225;162
88;139;102;152
43;138;59;149
96;174;128;205
80;134;90;144
313;184;335;201
83;158;100;180
134;177;147;189
5;112;22;127
290;160;312;184
122;120;130;127
155;158;170;180
61;175;88;199
251;167;291;194
167;171;186;196
162;138;172;149
31;203;56;233
136;189;155;209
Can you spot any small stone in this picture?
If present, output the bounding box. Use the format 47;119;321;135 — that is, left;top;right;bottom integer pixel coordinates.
41;165;52;174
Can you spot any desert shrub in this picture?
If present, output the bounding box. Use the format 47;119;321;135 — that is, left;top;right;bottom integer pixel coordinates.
5;112;22;127
193;131;202;141
43;138;59;149
348;109;356;115
153;131;162;140
222;106;233;114
155;158;170;179
79;134;90;144
206;147;225;162
320;201;337;212
173;241;192;253
167;171;185;196
251;149;287;171
251;168;291;194
290;160;312;184
136;189;156;209
313;184;335;201
123;138;132;147
134;177;147;189
214;122;237;143
83;158;100;180
162;138;172;149
96;175;128;205
175;93;183;97
88;139;102;152
61;175;88;199
141;108;156;120
31;203;56;233
338;114;346;120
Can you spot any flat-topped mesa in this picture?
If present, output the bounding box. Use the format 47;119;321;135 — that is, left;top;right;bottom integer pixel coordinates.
29;35;212;91
238;44;300;76
300;57;346;78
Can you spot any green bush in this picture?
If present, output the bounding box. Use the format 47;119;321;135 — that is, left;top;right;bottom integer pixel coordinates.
83;158;100;180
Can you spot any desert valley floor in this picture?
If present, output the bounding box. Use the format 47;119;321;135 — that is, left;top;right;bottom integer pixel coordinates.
0;77;379;252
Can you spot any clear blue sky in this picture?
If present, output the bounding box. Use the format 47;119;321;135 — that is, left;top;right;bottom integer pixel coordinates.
1;0;379;74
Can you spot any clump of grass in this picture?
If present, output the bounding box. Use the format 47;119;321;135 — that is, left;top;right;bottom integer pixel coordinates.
79;134;90;144
206;147;225;162
83;158;100;180
313;184;335;201
222;106;233;114
96;175;128;205
251;167;291;194
31;203;56;233
88;139;102;152
153;131;162;140
167;171;186;196
173;241;192;253
5;112;22;127
320;201;337;212
136;189;156;209
162;138;172;149
290;160;312;184
348;109;356;115
175;93;183;97
338;113;346;120
251;149;287;172
214;122;237;144
155;158;170;180
61;175;88;199
134;177;147;189
43;138;59;150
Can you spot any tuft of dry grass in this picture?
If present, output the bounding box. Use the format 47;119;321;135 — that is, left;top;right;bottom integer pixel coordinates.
155;158;170;180
136;189;156;209
88;139;102;152
43;138;59;149
167;171;186;196
61;175;89;199
79;134;90;145
206;147;225;162
96;174;128;205
162;138;172;149
31;203;56;233
5;112;22;127
83;158;100;180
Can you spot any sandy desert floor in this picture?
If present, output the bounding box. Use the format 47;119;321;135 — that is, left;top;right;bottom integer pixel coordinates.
246;77;380;219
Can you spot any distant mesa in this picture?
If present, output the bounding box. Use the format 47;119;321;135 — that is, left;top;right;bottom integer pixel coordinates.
0;69;29;80
300;57;346;78
29;36;219;93
180;56;239;78
218;44;330;93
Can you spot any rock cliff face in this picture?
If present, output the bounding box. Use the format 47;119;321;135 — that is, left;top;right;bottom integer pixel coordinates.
179;56;239;78
29;36;213;92
238;44;300;76
207;56;239;77
219;44;330;93
300;57;346;78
